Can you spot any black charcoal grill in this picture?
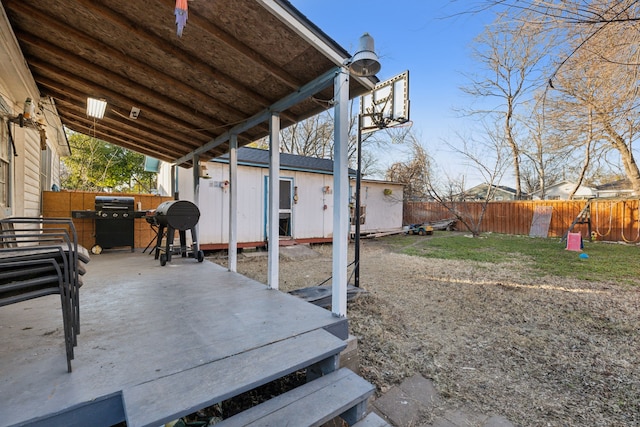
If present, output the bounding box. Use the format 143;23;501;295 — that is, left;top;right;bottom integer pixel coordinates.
151;200;204;266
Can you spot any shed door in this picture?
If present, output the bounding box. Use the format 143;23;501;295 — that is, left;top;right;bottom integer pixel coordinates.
264;177;293;238
278;179;292;237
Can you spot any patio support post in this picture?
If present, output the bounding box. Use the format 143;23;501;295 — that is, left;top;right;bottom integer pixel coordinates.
268;113;280;290
193;154;200;252
171;164;177;199
193;154;200;205
228;135;238;272
332;67;349;317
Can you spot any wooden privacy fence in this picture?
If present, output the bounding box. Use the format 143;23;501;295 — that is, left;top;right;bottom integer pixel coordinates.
404;199;640;243
43;191;173;250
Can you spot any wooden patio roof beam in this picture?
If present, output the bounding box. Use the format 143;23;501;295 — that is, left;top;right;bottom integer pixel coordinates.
174;66;340;165
36;80;219;151
60;114;186;162
71;0;301;113
52;98;200;155
61;111;189;162
28;60;228;141
155;0;303;91
10;24;246;124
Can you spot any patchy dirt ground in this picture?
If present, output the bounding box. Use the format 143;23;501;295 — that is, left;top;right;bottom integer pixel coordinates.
211;236;640;427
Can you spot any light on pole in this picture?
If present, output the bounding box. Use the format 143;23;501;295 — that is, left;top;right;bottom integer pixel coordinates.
346;33;381;288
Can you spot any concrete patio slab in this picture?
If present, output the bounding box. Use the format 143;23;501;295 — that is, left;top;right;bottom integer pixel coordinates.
0;250;347;426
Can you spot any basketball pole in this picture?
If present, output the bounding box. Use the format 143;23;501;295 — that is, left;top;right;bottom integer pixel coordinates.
354;113;363;288
352;70;409;289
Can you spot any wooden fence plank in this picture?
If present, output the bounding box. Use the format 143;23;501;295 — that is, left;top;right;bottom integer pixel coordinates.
404;200;640;243
42;191;173;249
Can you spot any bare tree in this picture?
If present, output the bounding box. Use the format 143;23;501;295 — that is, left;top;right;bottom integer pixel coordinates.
387;125;509;237
546;12;640;193
519;93;579;197
459;1;640;192
462;11;554;200
385;135;432;201
434;130;510;236
251;105;407;177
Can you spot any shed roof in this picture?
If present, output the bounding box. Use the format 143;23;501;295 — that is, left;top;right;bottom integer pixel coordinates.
1;0;376;166
214;146;356;175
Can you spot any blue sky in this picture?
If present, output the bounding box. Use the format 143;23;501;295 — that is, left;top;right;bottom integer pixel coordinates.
291;0;498;180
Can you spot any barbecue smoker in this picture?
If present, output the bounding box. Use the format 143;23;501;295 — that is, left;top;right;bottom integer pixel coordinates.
72;196;141;253
148;200;204;266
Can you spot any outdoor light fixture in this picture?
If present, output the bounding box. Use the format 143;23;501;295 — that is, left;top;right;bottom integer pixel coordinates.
349;33;381;288
86;97;107;119
348;33;381;77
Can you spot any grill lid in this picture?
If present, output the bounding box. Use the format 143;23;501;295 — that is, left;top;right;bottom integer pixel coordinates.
95;196;135;210
154;200;200;230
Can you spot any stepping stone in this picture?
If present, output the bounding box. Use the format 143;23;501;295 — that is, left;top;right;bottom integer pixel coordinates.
372;374;441;426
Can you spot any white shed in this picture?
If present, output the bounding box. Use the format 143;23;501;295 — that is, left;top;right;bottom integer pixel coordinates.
158;147;403;249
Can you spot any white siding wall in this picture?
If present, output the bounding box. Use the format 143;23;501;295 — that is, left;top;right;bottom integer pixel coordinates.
0;18;68;218
156;162;173;197
173;163;404;246
2;105;42;218
194;163;265;244
23;129;41;216
538;183;596;200
180;163;337;244
357;181;404;232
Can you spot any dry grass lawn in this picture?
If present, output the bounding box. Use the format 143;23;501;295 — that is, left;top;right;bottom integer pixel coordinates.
213;236;640;427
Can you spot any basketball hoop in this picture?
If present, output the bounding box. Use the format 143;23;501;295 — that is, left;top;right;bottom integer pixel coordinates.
359;70;410;133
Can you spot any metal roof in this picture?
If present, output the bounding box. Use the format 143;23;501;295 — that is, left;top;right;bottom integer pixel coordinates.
214;147;356;175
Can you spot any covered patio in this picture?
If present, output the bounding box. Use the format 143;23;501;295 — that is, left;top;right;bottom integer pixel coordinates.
0;0;388;425
1;0;379;315
0;251;371;426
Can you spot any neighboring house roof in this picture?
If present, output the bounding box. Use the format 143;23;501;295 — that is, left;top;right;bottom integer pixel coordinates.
595;179;635;197
595;179;632;191
464;183;520;197
213;147;356;176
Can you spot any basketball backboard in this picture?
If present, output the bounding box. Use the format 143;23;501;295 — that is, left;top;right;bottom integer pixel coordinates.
359;70;410;133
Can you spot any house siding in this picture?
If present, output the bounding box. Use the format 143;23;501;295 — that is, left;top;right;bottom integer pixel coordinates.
8;121;42;217
0;20;68;219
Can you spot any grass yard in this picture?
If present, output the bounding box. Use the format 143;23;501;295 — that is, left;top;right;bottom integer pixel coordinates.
227;232;640;426
388;231;640;284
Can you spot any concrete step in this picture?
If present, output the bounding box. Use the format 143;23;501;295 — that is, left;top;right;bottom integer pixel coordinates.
123;328;346;427
216;368;375;427
353;412;392;427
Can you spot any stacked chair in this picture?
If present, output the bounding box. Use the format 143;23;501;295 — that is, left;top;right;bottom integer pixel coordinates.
0;217;89;372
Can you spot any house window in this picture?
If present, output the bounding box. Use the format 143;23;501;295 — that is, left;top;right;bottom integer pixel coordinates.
0;120;10;211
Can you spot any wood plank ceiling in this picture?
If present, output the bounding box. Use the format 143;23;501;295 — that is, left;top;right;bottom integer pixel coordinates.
1;0;374;166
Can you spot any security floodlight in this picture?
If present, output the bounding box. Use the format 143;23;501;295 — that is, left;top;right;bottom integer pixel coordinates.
349;33;381;77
